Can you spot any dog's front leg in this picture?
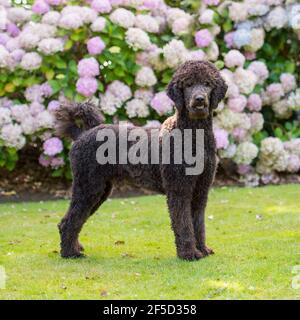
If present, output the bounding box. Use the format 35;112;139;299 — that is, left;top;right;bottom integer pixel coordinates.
191;191;214;257
167;192;204;260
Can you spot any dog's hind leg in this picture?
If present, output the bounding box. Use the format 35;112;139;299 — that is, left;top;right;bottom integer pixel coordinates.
75;182;113;253
58;181;112;258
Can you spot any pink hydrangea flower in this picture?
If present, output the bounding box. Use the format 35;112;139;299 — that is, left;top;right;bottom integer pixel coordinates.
0;34;9;46
237;164;252;175
91;0;112;13
48;100;60;112
247;94;262;111
204;0;220;5
228;95;247;112
41;83;53;97
6;23;20;37
232;128;247;142
76;77;98;97
266;83;284;102
87;37;106;55
10;49;25;62
51;157;65;168
189;49;206;61
143;0;160;10
30;102;45;116
45;0;62;5
77;57;100;78
280;73;297;93
244;51;256;60
224;50;245;68
32;0;50;14
224;32;234;48
150;92;174;115
214;128;229;149
195;29;213;48
43;137;63;156
39;154;51;167
248;61;269;84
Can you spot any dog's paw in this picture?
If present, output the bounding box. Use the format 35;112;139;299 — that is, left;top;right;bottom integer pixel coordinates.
60;249;86;259
198;245;214;256
177;249;204;261
76;241;85;252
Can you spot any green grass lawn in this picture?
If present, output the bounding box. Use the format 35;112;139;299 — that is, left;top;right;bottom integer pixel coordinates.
0;185;299;300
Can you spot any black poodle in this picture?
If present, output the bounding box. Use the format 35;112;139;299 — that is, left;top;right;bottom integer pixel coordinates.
55;60;227;260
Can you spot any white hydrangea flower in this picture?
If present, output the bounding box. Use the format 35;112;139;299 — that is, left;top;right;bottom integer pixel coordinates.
135;14;159;33
256;137;288;173
247;61;269;84
100;92;122;115
107;80;132;102
284;139;300;157
42;11;61;25
272;99;293;119
287;89;300;111
59;13;84;30
0;107;12;127
135;66;157;87
163;39;189;68
0;6;7;30
19;32;40;50
134;89;154;104
215;109;250;131
233;68;257;95
38;38;64;55
286;154;300;172
7;7;32;23
91;17;106;32
290;14;300;31
110;8;135;29
0;45;11;68
10;104;30;123
247;2;269;17
265;7;288;30
125;28;152;50
249;112;264;133
20;52;42;71
234;142;259;165
81;7;98;24
228;2;248;22
199;9;215;25
166;8;188;26
148;47;166;71
246;28;265;52
1;123;25;150
219;144;237;159
21;116;36;135
23;23;57;40
171;15;193;35
36;111;54;129
125;98;149;118
206;41;219;61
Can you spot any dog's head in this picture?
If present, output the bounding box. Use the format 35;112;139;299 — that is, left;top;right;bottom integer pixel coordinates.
167;60;227;120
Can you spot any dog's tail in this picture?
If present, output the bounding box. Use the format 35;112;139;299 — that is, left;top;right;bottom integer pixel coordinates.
54;102;104;141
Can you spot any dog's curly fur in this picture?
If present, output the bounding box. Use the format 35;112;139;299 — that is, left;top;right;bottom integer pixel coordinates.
55;61;227;260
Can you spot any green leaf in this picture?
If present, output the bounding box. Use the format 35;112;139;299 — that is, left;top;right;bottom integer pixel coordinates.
48;80;61;94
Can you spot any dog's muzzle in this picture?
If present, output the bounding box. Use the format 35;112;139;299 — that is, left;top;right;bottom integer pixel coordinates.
189;95;209;119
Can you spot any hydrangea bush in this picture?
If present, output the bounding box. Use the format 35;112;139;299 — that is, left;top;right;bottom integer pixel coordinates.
0;0;299;185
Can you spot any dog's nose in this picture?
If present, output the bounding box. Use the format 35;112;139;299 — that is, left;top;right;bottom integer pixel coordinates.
195;96;205;104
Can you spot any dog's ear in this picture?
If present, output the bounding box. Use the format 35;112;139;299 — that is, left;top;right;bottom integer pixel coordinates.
166;79;184;111
210;77;228;109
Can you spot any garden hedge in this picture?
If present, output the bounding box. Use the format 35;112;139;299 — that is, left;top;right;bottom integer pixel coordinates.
0;0;299;185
